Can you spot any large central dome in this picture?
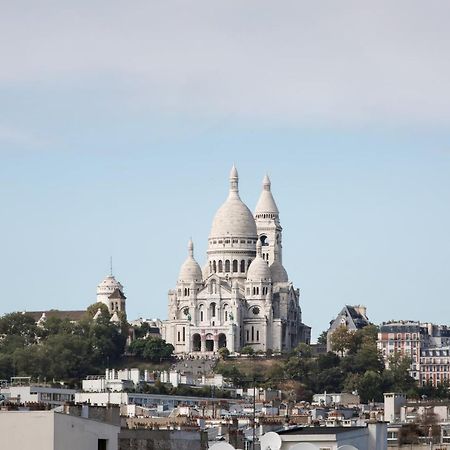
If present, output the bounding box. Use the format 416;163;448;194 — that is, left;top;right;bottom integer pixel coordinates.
209;166;257;239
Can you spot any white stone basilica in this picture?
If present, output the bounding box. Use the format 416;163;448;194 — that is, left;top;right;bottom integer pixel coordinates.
162;167;311;355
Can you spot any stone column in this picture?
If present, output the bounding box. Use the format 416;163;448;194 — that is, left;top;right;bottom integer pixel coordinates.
228;327;235;354
213;335;219;352
201;334;206;353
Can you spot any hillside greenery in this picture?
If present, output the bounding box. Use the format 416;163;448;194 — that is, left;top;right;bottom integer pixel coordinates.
216;325;449;402
0;306;174;385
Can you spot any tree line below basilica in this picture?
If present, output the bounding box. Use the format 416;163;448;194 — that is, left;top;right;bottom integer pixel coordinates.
0;303;174;384
0;310;448;402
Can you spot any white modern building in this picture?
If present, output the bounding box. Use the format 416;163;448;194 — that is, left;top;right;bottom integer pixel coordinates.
0;409;120;450
1;384;76;407
162;166;310;355
312;392;361;407
82;368;153;393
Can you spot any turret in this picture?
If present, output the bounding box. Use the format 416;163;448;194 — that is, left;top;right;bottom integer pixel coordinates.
254;174;283;265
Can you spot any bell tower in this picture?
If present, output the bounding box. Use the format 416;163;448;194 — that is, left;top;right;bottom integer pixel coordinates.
254;174;282;265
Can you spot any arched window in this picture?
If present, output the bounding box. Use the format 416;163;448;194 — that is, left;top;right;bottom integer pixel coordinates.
218;260;223;272
225;310;228;321
213;260;217;273
247;259;252;269
200;310;204;321
225;260;230;272
240;260;245;273
211;302;216;317
232;260;238;272
211;279;217;294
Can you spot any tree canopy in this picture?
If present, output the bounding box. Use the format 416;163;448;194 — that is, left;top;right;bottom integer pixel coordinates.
0;306;129;383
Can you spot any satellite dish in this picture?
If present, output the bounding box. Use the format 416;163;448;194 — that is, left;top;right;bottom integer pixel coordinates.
338;446;359;450
289;444;316;450
260;432;282;450
209;443;236;450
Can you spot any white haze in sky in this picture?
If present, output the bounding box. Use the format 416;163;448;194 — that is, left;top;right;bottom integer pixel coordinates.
2;1;450;125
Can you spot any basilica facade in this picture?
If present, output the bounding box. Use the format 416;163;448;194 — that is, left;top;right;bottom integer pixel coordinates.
162;166;311;355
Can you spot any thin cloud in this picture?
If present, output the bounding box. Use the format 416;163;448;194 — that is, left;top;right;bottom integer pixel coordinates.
1;1;450;125
0;125;51;150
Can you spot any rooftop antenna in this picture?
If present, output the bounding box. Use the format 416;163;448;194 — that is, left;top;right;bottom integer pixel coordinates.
110;256;113;276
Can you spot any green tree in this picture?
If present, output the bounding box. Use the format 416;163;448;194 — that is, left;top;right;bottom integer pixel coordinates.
128;338;147;358
352;342;384;373
314;367;344;393
88;321;127;365
218;347;230;359
0;354;13;379
343;372;361;392
37;316;75;339
317;330;328;345
347;324;378;354
216;364;246;387
330;325;353;356
295;343;312;358
141;338;174;363
42;334;93;380
0;312;38;345
358;370;383;403
133;322;150;339
317;352;340;371
285;355;312;382
12;346;47;378
383;352;415;392
86;303;110;320
240;346;254;356
0;334;27;354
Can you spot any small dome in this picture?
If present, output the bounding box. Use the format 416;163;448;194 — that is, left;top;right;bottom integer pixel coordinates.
97;275;123;295
255;174;279;216
247;241;271;282
210;166;257;239
178;240;203;283
270;260;288;283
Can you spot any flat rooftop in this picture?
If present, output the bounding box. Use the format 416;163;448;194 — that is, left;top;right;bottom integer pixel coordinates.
278;426;365;435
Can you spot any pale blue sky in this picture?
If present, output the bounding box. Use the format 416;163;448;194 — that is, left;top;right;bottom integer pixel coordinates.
2;1;450;339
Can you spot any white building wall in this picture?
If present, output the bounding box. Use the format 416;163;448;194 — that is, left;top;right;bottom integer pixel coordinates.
0;411;54;450
0;410;120;450
54;413;119;450
75;392;129;406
